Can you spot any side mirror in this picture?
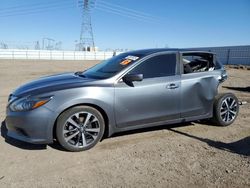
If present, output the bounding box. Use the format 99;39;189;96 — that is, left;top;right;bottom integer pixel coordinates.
122;74;143;83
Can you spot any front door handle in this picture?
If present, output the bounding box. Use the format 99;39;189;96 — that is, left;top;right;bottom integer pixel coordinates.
167;83;179;89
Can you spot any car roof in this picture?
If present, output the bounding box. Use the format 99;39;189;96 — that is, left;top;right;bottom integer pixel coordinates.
128;48;215;56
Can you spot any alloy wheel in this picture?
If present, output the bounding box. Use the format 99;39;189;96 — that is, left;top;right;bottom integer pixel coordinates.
63;111;100;148
220;96;238;123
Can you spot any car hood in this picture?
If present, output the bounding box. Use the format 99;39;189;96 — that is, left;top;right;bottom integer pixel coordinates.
12;72;96;97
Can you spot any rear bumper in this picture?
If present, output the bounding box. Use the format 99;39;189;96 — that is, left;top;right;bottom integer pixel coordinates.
5;106;57;144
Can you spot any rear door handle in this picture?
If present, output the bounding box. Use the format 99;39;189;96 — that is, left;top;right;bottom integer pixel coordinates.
167;83;179;89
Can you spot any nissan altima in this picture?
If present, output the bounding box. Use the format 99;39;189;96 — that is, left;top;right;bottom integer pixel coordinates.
5;49;239;151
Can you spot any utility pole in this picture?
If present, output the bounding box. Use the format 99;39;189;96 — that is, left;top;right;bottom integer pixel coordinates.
78;0;96;51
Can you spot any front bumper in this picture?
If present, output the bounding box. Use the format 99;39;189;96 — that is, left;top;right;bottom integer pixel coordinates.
5;106;57;144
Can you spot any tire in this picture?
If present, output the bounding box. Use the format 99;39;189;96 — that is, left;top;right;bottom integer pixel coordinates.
212;93;239;126
56;106;105;152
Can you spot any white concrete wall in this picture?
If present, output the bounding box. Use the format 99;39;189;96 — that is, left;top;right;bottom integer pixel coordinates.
0;49;120;60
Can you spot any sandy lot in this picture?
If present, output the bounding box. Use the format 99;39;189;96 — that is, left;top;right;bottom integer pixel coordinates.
0;59;249;188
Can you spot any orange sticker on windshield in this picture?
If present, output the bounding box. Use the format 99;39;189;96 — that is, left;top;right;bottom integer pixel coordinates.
120;59;132;65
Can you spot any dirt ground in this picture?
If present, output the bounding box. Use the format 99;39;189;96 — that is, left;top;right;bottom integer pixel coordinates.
0;59;249;188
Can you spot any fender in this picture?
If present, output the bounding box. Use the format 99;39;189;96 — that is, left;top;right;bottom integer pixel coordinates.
45;87;116;139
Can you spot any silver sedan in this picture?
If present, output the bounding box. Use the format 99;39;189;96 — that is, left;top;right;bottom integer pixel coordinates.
5;49;239;151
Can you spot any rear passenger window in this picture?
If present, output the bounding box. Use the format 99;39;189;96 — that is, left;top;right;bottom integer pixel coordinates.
182;53;215;74
130;54;176;79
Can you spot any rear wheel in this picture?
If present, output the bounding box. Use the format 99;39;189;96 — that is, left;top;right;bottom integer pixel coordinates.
56;106;105;152
212;93;239;126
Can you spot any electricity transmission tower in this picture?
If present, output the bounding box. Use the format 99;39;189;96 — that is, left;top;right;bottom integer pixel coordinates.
35;41;40;50
55;41;62;50
42;38;55;50
78;0;96;51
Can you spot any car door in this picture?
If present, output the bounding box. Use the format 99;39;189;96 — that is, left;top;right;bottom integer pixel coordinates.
180;52;219;118
114;52;181;128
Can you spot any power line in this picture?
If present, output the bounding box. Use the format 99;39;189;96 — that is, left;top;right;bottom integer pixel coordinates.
0;0;69;11
97;0;162;23
98;0;159;19
95;7;153;24
95;3;160;24
95;6;162;24
0;0;163;24
0;3;76;18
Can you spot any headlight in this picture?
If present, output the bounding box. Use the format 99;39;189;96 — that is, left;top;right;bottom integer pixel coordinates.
9;96;52;112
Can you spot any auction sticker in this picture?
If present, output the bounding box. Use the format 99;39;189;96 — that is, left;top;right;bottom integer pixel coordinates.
120;59;132;65
120;55;139;65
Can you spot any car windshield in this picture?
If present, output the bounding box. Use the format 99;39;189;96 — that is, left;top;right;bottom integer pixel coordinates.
82;52;144;79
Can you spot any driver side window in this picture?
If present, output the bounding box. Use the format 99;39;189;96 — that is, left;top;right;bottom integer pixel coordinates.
129;53;176;79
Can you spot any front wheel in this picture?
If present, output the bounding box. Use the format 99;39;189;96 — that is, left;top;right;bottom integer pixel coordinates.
56;106;105;152
212;93;239;126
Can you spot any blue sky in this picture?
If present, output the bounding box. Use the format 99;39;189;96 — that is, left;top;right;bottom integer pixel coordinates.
0;0;250;50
